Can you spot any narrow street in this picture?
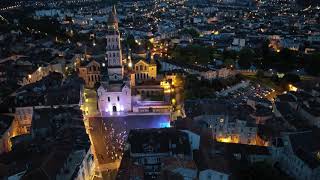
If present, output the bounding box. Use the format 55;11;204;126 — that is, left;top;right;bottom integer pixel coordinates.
171;75;185;120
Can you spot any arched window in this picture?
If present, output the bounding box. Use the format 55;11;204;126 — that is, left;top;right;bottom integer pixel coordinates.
140;65;143;71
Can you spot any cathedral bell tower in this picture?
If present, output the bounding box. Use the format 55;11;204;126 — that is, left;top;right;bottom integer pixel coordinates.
105;5;123;82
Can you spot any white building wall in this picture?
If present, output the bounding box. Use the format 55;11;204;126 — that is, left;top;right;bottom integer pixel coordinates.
98;85;131;113
74;148;95;180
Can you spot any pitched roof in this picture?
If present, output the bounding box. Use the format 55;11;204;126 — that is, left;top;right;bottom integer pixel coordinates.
128;128;191;155
289;130;320;169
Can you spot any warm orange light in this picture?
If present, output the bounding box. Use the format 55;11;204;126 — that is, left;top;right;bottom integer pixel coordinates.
217;136;232;143
216;136;239;143
289;84;298;92
160;81;170;89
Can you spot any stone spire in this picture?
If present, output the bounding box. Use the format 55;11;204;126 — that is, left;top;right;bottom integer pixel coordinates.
107;5;118;30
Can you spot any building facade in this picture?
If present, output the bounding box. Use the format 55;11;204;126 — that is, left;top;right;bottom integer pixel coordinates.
97;6;132;113
134;58;157;82
78;60;101;88
194;115;258;145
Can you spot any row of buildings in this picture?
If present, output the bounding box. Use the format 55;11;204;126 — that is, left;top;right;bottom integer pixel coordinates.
114;79;320;180
0;107;94;180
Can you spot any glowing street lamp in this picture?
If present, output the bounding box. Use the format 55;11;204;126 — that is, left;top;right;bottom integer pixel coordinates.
128;62;133;68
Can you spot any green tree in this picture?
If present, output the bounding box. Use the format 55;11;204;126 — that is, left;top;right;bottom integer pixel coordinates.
181;28;199;38
125;34;138;50
305;53;320;76
223;50;237;60
256;70;265;78
277;48;297;73
238;48;255;69
223;58;235;67
170;45;214;65
282;73;301;84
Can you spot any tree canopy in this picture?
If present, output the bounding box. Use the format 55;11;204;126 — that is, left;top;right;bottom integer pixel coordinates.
169;45;214;65
238;48;255;69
